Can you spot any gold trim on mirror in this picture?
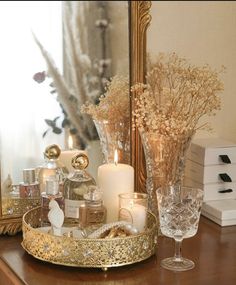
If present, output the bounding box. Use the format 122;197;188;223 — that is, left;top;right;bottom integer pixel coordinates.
0;217;22;236
2;197;41;216
0;197;41;235
130;1;151;192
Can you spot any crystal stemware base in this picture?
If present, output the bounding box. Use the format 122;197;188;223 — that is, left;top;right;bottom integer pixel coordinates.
161;257;194;271
156;185;204;272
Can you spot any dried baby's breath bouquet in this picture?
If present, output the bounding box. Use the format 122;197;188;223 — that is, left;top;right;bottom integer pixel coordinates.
132;53;225;206
81;75;130;163
81;75;129;125
132;52;224;138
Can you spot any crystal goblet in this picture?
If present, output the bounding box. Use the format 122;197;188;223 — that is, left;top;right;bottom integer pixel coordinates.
156;185;204;271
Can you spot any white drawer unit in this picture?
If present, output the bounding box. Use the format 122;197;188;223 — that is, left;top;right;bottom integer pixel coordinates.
201;200;236;226
184;177;236;201
185;159;236;184
184;137;236;226
187;138;236;166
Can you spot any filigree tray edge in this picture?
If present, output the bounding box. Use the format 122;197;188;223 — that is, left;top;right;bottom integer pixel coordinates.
21;241;156;269
22;207;158;269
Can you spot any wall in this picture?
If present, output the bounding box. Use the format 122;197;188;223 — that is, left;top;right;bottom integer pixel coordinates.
147;1;236;142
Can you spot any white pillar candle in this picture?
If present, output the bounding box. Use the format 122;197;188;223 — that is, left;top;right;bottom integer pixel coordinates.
98;163;134;223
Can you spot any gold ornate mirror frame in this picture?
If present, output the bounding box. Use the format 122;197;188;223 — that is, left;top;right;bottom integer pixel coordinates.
130;1;151;193
0;1;152;235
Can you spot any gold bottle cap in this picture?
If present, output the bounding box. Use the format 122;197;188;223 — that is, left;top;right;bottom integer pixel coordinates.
44;144;61;159
71;153;89;170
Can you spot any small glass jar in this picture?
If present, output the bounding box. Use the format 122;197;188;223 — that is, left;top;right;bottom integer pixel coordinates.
79;186;107;229
19;168;40;198
118;192;148;233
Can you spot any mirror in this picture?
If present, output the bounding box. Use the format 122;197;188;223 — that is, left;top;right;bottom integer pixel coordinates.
0;1;151;235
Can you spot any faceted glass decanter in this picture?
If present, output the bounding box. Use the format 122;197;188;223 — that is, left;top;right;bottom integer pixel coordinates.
63;153;96;225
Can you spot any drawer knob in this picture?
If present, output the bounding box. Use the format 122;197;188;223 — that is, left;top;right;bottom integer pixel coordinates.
219;155;231;164
219;173;232;182
218;189;233;193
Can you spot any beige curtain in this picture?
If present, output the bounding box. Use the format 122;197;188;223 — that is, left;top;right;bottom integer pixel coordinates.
62;1;112;147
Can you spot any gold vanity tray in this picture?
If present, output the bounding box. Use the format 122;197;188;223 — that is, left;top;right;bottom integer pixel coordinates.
22;207;158;270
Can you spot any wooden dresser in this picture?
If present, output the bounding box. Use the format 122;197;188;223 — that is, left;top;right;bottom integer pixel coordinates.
0;216;236;285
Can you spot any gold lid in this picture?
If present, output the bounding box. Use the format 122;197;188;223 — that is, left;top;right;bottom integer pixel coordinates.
44;144;61;159
71;153;89;170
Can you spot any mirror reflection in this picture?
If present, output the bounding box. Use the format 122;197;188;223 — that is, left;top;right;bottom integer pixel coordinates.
0;1;129;218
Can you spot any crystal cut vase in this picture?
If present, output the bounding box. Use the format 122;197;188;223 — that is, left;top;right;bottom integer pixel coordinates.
93;120;130;164
140;130;194;220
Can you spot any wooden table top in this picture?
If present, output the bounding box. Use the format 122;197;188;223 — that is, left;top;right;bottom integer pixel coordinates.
0;216;236;285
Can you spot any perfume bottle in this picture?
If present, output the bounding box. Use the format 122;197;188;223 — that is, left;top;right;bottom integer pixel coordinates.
19;168;40;198
63;153;96;225
40;176;65;226
79;186;107;229
37;144;68;194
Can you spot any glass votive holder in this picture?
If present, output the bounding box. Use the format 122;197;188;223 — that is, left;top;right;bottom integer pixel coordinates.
118;192;148;233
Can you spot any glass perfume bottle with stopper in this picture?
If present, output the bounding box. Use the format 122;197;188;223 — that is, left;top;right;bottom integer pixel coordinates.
79;185;107;229
63;153;96;225
19;168;40;198
37;144;68;194
40;176;65;226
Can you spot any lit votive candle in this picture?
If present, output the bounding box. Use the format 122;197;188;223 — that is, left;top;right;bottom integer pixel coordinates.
97;150;134;223
118;192;148;232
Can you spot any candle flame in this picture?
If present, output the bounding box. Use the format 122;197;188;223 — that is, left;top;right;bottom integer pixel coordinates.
68;135;73;150
114;149;118;166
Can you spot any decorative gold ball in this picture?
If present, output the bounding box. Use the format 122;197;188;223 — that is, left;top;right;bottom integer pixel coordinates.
71;153;89;170
44;144;61;159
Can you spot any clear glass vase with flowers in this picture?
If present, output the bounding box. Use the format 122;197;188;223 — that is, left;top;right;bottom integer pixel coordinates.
81;75;130;164
132;52;224;219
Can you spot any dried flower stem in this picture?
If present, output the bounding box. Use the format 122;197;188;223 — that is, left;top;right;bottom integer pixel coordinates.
33;33;90;145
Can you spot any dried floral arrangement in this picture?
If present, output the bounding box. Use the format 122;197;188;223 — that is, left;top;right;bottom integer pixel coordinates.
81;75;130;125
131;52;225;191
132;52;224;138
81;75;130;163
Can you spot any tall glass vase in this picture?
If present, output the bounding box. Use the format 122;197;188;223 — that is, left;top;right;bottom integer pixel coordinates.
140;130;194;220
93;119;130;164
